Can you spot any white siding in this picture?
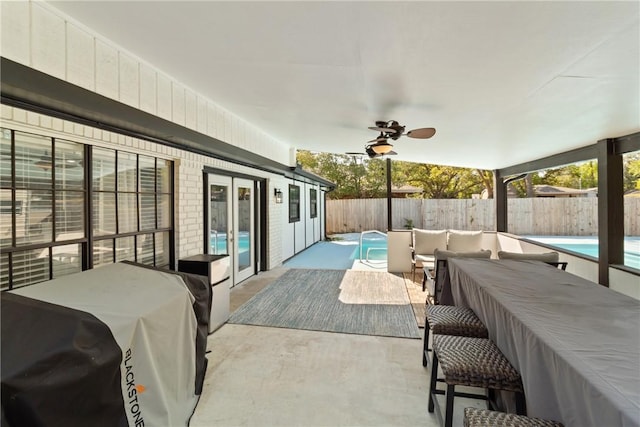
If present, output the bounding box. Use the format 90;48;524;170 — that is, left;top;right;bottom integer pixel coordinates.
1;106;300;271
0;1;330;273
1;0;292;166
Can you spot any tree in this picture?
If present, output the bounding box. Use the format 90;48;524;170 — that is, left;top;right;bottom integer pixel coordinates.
393;161;491;199
297;151;494;199
623;152;640;192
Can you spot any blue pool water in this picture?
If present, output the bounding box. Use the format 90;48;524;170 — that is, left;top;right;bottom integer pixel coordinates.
334;232;388;261
210;231;250;254
524;236;640;270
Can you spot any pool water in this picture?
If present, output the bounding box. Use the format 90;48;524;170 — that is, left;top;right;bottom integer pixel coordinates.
333;233;388;261
524;236;640;270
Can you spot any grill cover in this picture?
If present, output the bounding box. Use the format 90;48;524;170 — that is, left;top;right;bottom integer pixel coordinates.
2;262;210;427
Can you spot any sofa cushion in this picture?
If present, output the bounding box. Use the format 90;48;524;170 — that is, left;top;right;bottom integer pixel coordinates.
447;230;483;252
413;229;448;255
434;248;492;260
497;251;559;263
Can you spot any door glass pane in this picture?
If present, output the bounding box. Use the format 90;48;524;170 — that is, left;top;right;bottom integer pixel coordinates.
93;192;116;236
238;186;251;271
1;128;12;188
15;131;52;188
92;147;115;191
210;184;228;254
55;190;84;240
55;140;84;189
52;243;81;278
93;239;113;268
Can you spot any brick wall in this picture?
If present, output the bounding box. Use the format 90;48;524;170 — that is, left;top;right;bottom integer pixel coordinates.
0;0;305;270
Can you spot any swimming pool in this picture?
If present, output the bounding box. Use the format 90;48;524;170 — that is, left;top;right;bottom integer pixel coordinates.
524;236;640;270
333;232;388;261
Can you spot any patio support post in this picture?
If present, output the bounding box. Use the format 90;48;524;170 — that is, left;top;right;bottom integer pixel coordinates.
386;157;392;231
494;169;507;232
597;138;624;286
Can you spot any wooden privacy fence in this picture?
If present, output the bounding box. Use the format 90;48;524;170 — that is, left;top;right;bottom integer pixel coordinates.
326;198;640;236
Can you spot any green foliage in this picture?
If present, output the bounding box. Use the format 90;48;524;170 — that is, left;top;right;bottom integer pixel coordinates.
296;150;640;199
296;150;493;200
623;152;640;192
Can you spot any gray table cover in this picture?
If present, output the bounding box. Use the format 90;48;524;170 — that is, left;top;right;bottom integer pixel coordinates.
448;258;640;427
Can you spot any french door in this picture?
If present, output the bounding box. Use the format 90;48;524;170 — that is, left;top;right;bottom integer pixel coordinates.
232;178;254;284
208;175;255;286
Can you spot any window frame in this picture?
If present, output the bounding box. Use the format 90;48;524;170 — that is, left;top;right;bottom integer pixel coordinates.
288;184;300;223
1;127;175;290
309;188;317;219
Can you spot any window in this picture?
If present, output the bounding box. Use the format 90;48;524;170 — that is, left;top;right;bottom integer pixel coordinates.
289;184;300;223
310;188;317;218
623;150;640;270
510;160;599;259
92;149;173;270
1;127;174;290
1;129;86;289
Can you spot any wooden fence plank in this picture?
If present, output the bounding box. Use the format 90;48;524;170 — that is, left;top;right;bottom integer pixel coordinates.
326;198;639;236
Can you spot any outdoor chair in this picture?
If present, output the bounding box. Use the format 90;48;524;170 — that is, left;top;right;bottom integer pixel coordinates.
463;408;564;427
411;229;448;282
425;249;492;304
422;305;488;367
429;335;526;427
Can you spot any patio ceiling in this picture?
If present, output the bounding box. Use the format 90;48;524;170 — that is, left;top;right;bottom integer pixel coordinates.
48;1;639;170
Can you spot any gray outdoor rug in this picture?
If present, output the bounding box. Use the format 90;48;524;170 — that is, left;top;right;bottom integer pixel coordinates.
228;269;421;339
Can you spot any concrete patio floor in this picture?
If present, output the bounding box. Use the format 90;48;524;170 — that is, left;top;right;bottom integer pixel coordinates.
190;268;486;427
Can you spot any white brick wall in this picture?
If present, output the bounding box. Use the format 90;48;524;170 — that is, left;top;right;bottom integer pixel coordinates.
1;106;289;270
0;0;292;165
0;0;327;273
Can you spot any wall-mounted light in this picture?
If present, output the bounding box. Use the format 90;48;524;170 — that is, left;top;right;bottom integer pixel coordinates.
274;188;283;204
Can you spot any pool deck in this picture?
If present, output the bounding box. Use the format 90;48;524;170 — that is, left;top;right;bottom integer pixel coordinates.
283;235;390;271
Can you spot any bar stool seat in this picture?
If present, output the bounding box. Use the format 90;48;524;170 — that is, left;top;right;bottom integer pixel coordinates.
429;335;525;427
463;408;564;427
423;305;488;366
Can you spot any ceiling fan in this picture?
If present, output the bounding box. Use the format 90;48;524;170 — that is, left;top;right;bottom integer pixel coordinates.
348;120;436;159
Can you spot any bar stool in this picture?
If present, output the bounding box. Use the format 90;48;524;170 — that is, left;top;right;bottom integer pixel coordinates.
463;408;564;427
423;305;488;366
429;335;526;427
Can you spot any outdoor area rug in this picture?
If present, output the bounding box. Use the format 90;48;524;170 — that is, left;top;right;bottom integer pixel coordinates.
228;269;421;339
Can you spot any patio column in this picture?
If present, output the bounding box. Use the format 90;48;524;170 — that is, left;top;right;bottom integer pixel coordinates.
597;138;624;286
494;169;507;232
387;158;392;231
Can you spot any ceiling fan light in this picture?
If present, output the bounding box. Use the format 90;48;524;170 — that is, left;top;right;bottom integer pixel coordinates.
371;141;393;154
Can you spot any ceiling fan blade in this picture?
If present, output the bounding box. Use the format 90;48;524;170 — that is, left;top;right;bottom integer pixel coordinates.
367;136;387;143
345;152;366;156
406;127;436;139
387;151;397;155
368;126;397;134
